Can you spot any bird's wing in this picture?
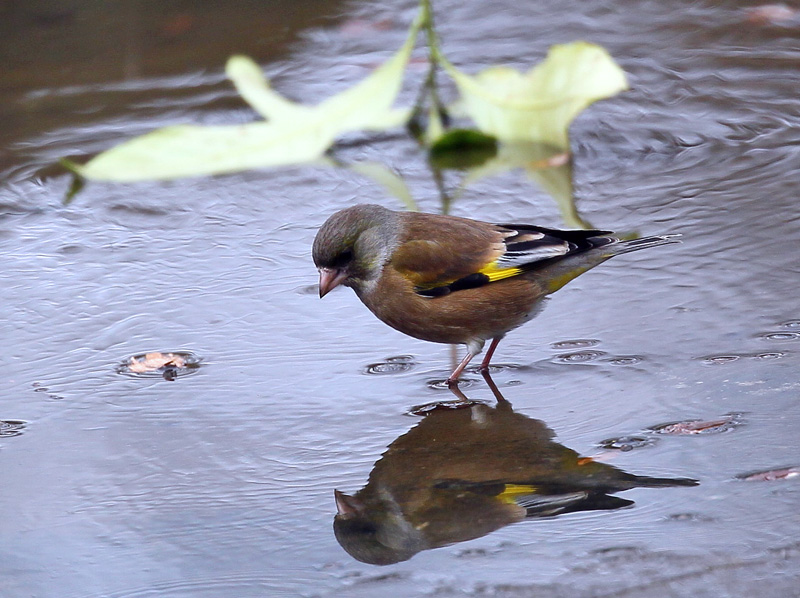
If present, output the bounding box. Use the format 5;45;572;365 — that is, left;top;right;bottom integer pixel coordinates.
391;213;614;298
436;480;593;516
509;489;591;516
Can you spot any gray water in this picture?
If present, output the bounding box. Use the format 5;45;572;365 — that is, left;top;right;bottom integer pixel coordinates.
1;0;799;596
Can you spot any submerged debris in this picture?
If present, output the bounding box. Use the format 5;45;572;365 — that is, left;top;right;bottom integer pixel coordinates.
648;413;743;436
118;351;202;381
737;467;800;482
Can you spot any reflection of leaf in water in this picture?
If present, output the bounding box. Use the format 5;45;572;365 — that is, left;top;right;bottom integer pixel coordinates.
348;162;418;212
428;129;498;170
438;41;628;150
314;155;418;211
71;14;422;182
455;142;588;228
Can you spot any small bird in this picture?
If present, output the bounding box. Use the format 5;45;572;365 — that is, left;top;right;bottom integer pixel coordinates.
313;204;677;385
333;398;697;565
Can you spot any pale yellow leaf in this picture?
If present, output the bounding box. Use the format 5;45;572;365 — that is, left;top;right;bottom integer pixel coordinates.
439;41;628;149
226;55;310;121
77;13;423;181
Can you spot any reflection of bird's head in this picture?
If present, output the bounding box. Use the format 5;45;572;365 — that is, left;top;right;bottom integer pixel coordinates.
332;400;698;565
333;488;425;565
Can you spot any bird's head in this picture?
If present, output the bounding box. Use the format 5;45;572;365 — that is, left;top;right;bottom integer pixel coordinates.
333;489;423;565
312;204;397;297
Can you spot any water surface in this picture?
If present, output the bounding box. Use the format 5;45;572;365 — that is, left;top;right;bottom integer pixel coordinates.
1;0;799;596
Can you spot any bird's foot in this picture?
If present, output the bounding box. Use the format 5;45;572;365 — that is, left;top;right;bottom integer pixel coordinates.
446;379;469;402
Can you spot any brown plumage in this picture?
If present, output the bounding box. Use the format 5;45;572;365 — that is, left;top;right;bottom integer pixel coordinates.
333;399;697;565
312;204;677;385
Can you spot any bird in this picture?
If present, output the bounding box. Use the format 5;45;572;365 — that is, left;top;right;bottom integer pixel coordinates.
333;397;697;565
312;204;677;385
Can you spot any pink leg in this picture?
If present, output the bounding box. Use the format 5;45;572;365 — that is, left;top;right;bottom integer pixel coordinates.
447;381;471;402
446;351;476;387
481;369;509;404
479;337;503;372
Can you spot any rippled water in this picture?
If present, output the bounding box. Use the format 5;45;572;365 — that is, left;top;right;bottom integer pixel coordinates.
1;0;799;597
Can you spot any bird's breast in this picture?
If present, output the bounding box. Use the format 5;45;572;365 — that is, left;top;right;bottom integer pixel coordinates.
356;267;547;346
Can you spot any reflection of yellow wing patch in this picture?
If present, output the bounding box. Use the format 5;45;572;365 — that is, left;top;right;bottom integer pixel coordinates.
478;262;523;282
498;483;539;504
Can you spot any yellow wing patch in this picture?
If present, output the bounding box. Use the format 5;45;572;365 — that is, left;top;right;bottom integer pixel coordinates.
497;483;539;504
478;261;523;283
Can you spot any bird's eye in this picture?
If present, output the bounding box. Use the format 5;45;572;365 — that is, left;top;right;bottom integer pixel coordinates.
334;248;354;267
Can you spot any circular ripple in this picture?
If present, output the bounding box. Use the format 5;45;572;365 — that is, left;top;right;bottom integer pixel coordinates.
550;339;600;350
761;332;800;341
364;355;416;375
648;413;743;436
700;354;741;366
426;377;478;390
407;399;489;416
597;435;656;451
665;512;715;523
117;351;202;380
0;420;27;438
553;350;607;363
752;352;785;361
297;284;321;295
31;382;64;400
606;355;644;366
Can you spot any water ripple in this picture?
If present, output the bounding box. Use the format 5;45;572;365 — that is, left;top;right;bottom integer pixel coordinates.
363;355;416;375
553;350;607;364
0;419;27;438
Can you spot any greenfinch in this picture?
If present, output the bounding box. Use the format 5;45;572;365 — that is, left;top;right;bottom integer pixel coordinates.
334;398;697;565
313;204;676;384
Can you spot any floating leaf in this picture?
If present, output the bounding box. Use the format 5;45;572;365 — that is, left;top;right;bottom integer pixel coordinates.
72;14;422;181
118;351;202;380
437;41;629;149
430;43;625;228
125;352;189;373
75;123;331;181
226;55;309;122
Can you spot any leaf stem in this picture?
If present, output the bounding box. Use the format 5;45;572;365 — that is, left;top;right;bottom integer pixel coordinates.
408;0;449;141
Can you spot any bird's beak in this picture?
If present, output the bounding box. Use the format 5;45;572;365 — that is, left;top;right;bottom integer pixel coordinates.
318;267;348;298
334;489;364;518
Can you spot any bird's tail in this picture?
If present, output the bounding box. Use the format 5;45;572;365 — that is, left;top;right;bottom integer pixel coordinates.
607;234;682;256
629;474;699;488
535;233;681;294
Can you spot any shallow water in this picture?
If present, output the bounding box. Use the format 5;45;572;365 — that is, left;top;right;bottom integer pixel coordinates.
1;0;799;596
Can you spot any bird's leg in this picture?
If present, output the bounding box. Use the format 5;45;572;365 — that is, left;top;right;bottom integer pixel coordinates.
481;369;509;404
446;339;485;387
446;352;476;388
478;337;503;373
447;338;488;388
447;381;471;402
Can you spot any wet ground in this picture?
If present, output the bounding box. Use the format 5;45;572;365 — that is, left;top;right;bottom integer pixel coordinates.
1;0;799;596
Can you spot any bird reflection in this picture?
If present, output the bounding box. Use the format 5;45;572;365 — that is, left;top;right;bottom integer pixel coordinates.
333;380;698;565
